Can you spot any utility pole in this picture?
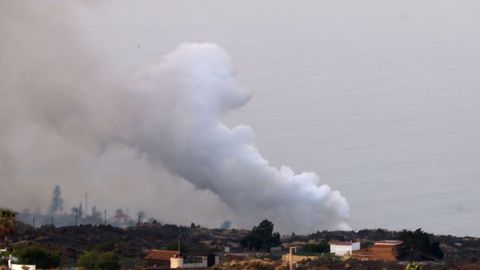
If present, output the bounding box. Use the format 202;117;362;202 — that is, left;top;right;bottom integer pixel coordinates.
177;235;181;255
51;215;54;227
289;246;297;270
104;210;107;225
32;218;35;229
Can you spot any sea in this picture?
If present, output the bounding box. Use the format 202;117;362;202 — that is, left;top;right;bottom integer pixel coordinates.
80;0;480;237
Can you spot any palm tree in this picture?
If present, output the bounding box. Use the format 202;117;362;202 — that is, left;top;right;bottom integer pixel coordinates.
0;208;17;250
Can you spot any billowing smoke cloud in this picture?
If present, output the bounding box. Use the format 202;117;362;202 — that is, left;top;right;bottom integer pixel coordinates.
124;44;350;232
0;1;349;233
0;0;233;228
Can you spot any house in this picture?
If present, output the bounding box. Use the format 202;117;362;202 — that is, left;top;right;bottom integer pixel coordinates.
144;250;179;269
329;240;361;256
352;240;403;261
171;253;219;269
144;249;219;269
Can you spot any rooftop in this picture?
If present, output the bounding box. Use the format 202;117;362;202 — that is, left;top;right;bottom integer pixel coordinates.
374;240;403;246
144;250;179;261
329;240;359;246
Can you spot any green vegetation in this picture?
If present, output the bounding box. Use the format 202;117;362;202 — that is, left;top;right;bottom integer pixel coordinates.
4;222;478;269
399;229;444;260
241;219;280;251
98;252;121;270
300;240;330;255
0;208;17;250
405;262;422;270
0;251;9;266
166;242;189;253
77;251;98;269
13;246;60;268
77;251;120;270
91;240;116;252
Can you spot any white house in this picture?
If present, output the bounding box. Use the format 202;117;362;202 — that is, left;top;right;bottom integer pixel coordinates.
170;254;219;269
329;240;360;256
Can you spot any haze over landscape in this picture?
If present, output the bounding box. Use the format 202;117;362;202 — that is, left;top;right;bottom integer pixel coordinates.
1;0;479;237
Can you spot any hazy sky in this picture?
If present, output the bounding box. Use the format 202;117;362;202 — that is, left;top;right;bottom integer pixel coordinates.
2;0;480;236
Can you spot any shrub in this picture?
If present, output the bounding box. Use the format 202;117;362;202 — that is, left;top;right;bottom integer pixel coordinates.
399;229;444;260
98;252;120;270
77;251;98;269
13;246;60;269
302;240;330;254
77;251;120;270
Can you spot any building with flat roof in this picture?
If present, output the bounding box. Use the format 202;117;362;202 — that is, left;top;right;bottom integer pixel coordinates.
144;249;219;269
329;240;361;257
352;240;403;261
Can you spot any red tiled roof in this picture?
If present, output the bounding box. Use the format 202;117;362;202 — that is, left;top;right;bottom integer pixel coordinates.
144;250;179;261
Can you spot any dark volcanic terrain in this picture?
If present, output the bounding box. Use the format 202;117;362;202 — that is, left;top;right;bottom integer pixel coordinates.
8;223;480;269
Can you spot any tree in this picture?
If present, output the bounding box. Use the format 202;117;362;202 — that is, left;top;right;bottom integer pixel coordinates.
14;246;60;269
47;185;63;215
302;240;330;254
399;228;444;260
241;219;281;251
0;208;17;250
77;251;119;270
166;242;189;253
77;251;98;269
98;252;120;270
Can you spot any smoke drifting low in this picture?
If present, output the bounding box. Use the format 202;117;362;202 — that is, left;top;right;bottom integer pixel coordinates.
0;1;349;233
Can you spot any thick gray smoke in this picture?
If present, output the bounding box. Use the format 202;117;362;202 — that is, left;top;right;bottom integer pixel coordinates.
0;1;349;233
0;0;232;227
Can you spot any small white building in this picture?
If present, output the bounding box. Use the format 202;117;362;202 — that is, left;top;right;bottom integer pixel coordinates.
170;254;219;269
329;240;360;256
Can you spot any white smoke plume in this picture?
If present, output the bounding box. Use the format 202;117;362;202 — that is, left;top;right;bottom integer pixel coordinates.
125;44;350;232
0;1;349;233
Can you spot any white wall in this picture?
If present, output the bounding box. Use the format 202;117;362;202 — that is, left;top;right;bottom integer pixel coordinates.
11;264;36;270
170;257;208;268
330;242;360;256
171;257;183;268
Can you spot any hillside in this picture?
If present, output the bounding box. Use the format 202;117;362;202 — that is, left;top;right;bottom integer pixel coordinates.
6;223;480;269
